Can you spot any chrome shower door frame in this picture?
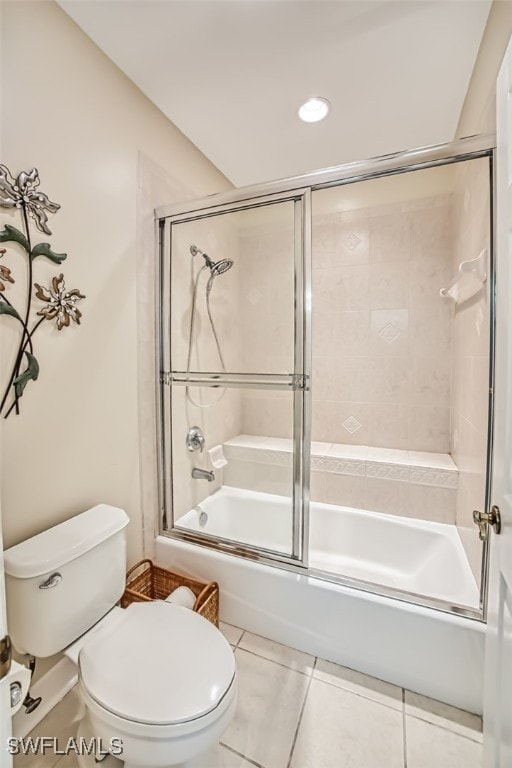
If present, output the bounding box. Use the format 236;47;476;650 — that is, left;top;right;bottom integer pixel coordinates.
158;188;312;568
157;132;495;620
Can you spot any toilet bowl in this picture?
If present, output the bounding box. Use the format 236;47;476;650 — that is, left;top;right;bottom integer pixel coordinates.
74;600;237;768
3;504;237;768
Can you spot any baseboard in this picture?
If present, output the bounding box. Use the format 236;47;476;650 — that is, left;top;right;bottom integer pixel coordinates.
12;657;78;739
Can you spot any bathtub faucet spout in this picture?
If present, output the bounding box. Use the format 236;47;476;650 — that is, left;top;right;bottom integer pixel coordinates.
192;467;215;482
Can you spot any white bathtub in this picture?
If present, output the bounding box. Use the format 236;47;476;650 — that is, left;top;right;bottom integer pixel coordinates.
162;486;484;713
176;486;479;607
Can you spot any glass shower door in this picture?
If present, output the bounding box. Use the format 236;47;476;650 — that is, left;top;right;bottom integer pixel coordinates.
159;191;310;564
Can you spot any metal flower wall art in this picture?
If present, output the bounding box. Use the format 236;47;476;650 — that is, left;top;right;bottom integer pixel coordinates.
0;165;85;418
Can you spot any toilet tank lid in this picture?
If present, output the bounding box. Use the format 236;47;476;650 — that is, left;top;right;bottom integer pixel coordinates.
4;504;128;578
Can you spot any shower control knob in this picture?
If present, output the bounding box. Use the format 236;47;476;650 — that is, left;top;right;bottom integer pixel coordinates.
186;426;205;453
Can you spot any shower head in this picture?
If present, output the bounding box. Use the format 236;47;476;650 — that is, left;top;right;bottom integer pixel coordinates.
190;244;234;283
210;259;234;277
205;258;234;295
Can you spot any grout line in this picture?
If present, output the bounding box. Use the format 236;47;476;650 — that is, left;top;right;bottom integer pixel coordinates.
234;646;314;677
309;673;404;713
234;629;317;674
234;638;403;711
286;668;315;768
404;712;484;744
220;742;266;768
220;623;245;649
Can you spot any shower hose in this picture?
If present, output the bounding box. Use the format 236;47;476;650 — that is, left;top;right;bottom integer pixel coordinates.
186;263;227;408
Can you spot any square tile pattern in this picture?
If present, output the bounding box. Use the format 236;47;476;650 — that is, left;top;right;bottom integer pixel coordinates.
310;197;456;456
14;625;482;768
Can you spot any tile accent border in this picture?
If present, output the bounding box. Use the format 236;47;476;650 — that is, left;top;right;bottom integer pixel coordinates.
224;444;293;467
311;456;365;476
410;467;458;489
224;435;458;489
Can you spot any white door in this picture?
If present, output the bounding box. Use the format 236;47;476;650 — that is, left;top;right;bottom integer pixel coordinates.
483;33;512;767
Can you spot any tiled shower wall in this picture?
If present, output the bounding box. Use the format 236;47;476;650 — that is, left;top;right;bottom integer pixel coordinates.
450;157;491;584
169;206;295;520
170;217;242;520
169;165;490;553
238;215;295;437
311;194;454;453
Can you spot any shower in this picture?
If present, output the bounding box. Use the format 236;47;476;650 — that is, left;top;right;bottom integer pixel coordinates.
186;244;234;408
159;135;494;716
189;244;234;294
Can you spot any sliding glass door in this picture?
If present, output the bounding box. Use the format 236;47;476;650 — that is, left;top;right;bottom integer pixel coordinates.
159;190;310;564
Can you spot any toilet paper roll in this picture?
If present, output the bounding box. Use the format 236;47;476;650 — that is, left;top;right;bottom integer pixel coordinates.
208;444;227;469
165;586;196;610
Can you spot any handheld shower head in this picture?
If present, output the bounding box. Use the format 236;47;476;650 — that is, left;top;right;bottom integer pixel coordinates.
210;259;234;277
206;258;234;295
190;244;234;288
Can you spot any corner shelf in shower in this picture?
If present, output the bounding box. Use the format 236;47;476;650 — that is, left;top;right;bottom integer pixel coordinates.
440;249;487;303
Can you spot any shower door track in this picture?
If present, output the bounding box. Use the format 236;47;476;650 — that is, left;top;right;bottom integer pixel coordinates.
156;134;494;219
164;525;483;621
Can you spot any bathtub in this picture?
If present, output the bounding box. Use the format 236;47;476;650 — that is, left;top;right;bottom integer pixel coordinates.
176;486;479;608
158;486;485;714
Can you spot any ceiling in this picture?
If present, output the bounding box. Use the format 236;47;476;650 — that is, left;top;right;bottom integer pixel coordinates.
58;0;492;188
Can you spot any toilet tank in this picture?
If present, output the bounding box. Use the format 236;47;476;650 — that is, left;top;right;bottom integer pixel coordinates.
4;504;129;657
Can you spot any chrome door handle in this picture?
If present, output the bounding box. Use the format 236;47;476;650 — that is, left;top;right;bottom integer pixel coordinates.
473;506;501;541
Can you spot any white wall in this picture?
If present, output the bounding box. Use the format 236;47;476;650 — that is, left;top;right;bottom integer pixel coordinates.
456;0;512;136
0;1;231;565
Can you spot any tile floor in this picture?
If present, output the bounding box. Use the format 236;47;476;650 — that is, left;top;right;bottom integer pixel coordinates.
14;622;483;768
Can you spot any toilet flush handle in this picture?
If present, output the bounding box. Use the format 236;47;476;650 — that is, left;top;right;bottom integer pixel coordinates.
39;572;62;589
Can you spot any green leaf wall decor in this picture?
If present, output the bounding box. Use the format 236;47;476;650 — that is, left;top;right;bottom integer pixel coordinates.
13;352;39;398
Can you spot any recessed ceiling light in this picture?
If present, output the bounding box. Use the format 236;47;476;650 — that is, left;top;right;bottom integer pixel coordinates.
298;97;330;123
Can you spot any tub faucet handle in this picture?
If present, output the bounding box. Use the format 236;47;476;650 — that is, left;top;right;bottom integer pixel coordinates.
186;426;205;453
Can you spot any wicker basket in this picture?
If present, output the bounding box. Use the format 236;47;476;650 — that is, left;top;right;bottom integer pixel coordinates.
121;559;219;627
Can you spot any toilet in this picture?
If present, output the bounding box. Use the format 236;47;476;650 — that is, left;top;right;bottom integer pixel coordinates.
4;504;237;768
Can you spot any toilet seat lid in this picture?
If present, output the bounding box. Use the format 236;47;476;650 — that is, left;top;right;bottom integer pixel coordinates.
78;601;235;725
